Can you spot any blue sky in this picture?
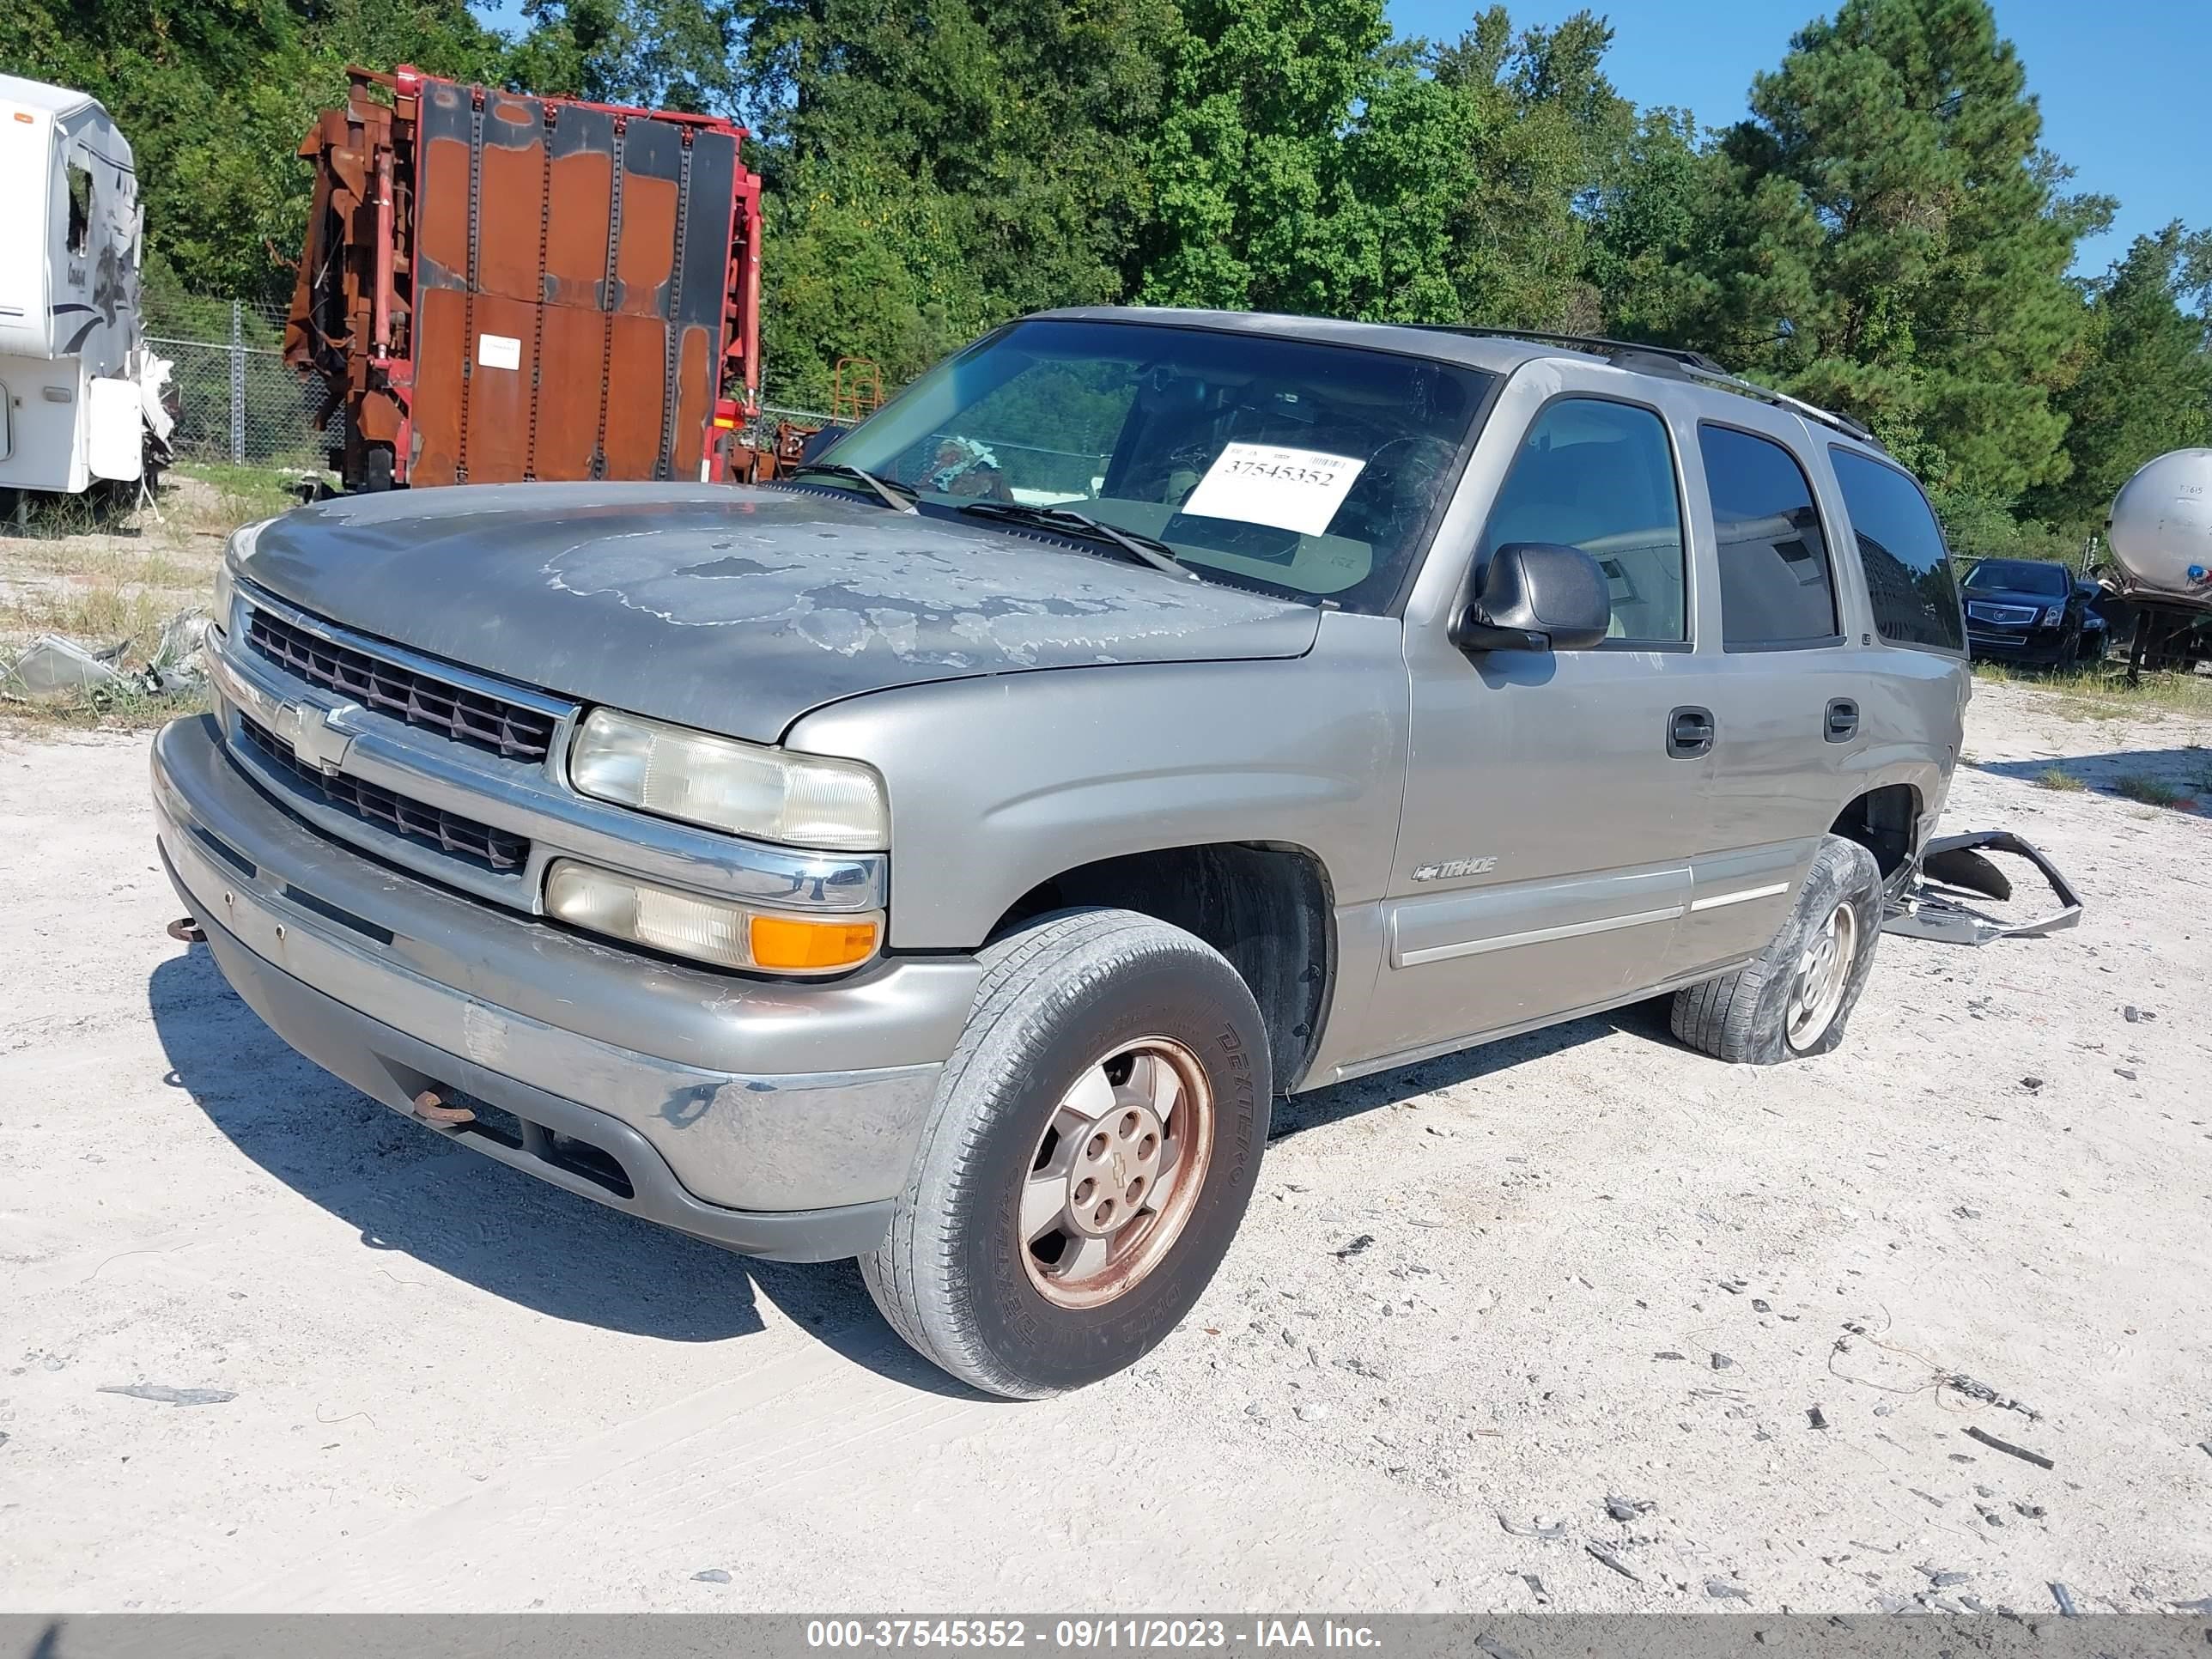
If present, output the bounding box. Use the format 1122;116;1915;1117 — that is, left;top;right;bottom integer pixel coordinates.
1389;0;2209;274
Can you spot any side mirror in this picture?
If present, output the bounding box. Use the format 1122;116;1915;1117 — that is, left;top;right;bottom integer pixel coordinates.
1450;541;1613;654
2074;580;2099;601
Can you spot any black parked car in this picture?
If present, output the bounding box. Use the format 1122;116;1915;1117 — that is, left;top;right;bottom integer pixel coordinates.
1961;558;2102;665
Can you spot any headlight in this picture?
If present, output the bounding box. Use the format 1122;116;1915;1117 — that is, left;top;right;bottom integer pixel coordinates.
544;859;882;975
212;561;235;636
216;516;274;636
2043;605;2066;626
568;708;887;851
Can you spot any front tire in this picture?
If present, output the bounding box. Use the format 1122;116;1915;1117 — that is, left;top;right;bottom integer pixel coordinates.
1670;835;1883;1065
862;909;1271;1398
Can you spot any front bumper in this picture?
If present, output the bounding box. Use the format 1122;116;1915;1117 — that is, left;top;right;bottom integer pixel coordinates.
152;715;981;1260
1966;624;2071;663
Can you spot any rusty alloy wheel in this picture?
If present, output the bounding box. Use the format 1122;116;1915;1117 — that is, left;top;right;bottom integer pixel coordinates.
1018;1036;1215;1310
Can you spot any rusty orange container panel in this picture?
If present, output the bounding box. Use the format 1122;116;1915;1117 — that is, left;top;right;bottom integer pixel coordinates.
286;65;763;493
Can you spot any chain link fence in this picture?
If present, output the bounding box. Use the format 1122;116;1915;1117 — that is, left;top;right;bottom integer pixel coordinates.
141;294;326;471
135;294;864;479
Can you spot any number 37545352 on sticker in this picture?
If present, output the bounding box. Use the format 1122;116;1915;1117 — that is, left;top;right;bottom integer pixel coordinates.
1180;442;1367;537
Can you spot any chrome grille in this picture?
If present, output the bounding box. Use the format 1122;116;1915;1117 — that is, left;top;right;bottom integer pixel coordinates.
240;715;531;874
1966;601;2039;626
246;607;560;763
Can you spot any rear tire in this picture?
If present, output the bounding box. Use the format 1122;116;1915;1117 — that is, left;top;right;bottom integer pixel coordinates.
861;908;1271;1398
1670;835;1883;1065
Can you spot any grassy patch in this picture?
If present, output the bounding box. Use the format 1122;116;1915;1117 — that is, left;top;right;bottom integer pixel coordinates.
0;679;210;734
1973;659;2212;721
2034;767;2086;792
1;538;212;640
2112;774;2186;808
168;461;304;531
0;466;289;663
3;489;120;540
2;465;309;742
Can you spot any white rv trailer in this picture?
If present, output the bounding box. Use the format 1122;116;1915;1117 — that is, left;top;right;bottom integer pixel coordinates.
0;72;171;498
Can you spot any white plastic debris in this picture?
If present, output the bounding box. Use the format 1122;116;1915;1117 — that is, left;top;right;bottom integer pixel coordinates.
0;634;124;701
138;606;211;692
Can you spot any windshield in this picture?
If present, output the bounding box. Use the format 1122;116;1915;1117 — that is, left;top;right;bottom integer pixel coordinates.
810;319;1492;611
1964;559;2069;596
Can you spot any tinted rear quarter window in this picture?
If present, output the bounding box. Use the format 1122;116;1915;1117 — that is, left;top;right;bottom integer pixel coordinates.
1698;424;1838;648
1832;448;1966;651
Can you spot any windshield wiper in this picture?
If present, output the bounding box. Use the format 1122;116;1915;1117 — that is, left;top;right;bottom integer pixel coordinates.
786;462;918;514
959;501;1193;580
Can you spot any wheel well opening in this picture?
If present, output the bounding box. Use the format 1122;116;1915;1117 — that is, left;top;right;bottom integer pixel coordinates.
1831;784;1920;880
990;843;1332;1093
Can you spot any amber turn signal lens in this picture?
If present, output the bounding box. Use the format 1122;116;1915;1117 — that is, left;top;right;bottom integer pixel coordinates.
748;913;882;972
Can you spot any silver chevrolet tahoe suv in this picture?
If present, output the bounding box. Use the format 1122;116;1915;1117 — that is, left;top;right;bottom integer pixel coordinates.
154;308;1970;1396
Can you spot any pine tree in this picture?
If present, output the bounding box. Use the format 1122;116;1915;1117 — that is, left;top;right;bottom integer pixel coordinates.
1679;0;2113;498
2027;222;2212;532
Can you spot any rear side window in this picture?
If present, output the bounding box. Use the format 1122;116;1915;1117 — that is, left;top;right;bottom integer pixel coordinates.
1479;398;1686;642
1831;448;1966;651
1698;424;1838;648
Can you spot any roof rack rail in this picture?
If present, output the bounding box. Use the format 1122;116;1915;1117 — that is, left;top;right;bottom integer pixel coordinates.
1421;325;1729;376
1420;325;1883;449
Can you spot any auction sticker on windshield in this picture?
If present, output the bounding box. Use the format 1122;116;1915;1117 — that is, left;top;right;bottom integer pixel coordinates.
1182;443;1367;536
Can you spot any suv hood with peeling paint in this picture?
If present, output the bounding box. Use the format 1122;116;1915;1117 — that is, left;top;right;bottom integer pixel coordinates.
236;481;1322;743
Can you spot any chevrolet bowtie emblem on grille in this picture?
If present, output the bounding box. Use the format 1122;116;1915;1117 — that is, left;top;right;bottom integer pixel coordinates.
281;702;357;775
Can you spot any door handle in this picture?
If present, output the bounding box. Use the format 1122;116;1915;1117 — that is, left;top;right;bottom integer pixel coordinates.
1825;698;1859;744
1667;705;1715;758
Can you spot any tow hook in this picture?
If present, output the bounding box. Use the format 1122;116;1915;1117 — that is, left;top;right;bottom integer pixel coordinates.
412;1089;476;1127
166;917;206;944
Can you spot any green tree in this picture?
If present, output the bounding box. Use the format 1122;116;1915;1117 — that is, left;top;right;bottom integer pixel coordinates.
1132;0;1389;311
3;0;513;304
1587;107;1730;341
504;0;744;112
4;0;307;301
1425;8;1630;330
1135;4;1630;330
757;161;987;407
735;0;1176;392
1664;0;2112;499
2025;222;2212;531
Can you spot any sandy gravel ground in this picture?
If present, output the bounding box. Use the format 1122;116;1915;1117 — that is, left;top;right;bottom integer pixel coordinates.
1;678;2207;1615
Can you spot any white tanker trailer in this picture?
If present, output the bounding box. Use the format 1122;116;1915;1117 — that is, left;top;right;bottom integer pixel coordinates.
2106;448;2212;605
2100;448;2212;675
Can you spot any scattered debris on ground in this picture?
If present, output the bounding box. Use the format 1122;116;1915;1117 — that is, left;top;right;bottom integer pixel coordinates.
1585;1542;1639;1582
0;608;209;714
1966;1425;2057;1469
1497;1515;1565;1540
96;1384;238;1407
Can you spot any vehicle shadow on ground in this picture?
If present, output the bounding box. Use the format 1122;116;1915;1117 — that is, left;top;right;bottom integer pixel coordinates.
145;948;988;1398
146;943;1656;1398
1273;1001;1654;1139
